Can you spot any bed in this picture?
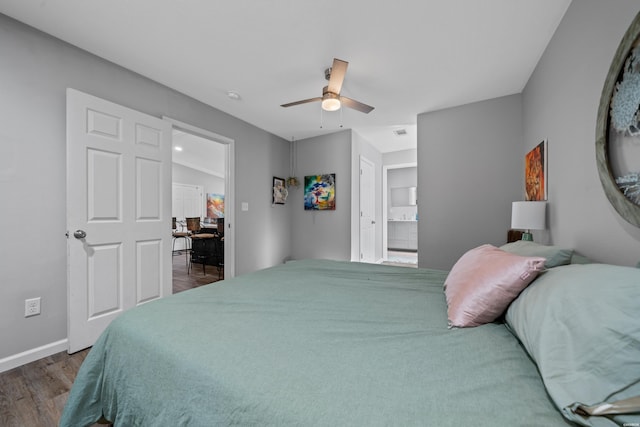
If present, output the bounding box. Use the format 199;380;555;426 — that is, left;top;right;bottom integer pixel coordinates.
60;242;640;427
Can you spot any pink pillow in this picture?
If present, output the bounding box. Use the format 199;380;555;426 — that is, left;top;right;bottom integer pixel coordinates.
444;244;545;328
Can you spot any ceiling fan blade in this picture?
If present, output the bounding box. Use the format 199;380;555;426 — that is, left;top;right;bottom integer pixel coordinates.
327;58;348;95
340;96;375;114
280;97;322;108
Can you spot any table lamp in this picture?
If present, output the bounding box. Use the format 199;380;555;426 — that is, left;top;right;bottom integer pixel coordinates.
511;201;546;241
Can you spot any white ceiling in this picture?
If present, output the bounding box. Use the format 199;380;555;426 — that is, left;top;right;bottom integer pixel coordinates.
0;0;571;153
172;130;226;178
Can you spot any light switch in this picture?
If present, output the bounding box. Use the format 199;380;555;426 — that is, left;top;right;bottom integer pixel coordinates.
241;202;249;211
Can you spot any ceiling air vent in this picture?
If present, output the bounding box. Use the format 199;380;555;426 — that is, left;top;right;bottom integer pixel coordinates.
393;128;408;136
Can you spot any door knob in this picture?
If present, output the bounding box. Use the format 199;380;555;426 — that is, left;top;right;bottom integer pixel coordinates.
73;230;87;239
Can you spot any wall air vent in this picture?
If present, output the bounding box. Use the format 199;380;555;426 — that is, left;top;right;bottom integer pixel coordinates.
393;128;408;136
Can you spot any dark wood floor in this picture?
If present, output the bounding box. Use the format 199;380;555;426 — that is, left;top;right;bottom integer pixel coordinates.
172;249;223;292
0;349;92;427
0;254;221;427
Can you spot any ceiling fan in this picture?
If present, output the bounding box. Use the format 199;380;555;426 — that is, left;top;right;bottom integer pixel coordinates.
281;58;374;114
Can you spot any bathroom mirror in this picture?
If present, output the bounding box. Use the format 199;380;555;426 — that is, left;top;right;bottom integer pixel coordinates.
596;11;640;227
390;187;417;207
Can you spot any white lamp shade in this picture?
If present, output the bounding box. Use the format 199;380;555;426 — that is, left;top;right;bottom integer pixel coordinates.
511;201;546;230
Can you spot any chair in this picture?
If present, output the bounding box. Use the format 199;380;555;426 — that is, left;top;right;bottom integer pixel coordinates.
186;217;201;235
212;235;224;279
216;218;224;237
189;234;216;275
172;217;190;266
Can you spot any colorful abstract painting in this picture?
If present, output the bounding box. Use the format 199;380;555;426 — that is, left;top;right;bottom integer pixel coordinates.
207;193;225;218
304;174;336;210
525;140;547;201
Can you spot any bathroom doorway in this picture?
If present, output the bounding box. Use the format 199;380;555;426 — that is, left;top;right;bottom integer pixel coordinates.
383;163;418;267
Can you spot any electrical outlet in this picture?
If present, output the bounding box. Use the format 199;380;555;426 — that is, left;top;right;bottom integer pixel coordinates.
25;297;41;317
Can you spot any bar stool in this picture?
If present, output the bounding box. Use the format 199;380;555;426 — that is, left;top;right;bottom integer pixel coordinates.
172;217;190;266
188;233;215;275
186;217;201;235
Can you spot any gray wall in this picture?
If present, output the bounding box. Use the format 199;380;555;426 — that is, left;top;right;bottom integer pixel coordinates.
417;94;524;270
418;1;640;269
290;130;352;260
0;14;291;361
522;0;640;265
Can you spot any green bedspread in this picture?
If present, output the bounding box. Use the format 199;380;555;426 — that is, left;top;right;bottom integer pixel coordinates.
60;259;572;426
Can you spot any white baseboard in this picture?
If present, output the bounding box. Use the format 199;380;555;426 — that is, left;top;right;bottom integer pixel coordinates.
0;339;68;373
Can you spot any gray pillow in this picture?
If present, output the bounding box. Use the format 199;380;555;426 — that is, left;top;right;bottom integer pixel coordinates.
500;240;573;268
570;252;591;264
505;264;640;426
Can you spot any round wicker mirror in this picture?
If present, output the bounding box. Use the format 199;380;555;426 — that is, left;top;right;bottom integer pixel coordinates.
596;11;640;227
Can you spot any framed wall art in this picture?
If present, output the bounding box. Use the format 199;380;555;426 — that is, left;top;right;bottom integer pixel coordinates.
207;193;224;218
304;173;336;210
272;176;288;205
525;140;547;201
596;11;640;227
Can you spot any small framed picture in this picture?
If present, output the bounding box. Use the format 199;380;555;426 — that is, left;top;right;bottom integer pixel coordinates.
525;140;547;201
272;176;288;205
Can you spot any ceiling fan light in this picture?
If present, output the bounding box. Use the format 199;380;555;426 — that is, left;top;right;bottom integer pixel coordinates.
321;95;341;112
321;90;341;111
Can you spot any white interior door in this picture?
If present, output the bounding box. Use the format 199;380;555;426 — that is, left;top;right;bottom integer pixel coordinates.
172;183;203;250
359;156;376;263
172;183;204;221
67;89;172;353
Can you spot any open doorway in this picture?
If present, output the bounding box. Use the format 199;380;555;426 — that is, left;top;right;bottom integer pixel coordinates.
353;125;417;267
166;118;235;292
383;163;418;268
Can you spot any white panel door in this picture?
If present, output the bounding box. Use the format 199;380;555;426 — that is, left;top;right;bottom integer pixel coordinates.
67;89;172;353
172;183;203;220
359;156;376;263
